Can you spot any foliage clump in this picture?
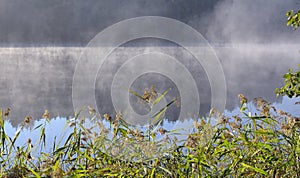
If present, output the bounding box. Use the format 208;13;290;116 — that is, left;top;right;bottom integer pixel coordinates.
286;10;300;30
275;65;300;98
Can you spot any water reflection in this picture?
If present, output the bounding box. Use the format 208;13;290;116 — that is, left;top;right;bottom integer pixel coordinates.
0;44;299;127
3;96;299;153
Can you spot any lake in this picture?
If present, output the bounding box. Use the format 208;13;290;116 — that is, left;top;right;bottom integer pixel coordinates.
0;43;299;129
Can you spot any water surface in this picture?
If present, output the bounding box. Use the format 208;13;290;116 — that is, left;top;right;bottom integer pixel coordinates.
0;44;299;127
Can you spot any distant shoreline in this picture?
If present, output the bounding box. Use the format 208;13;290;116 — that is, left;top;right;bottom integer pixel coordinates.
0;43;299;48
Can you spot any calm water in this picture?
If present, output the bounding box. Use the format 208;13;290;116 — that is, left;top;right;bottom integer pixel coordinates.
0;44;299;128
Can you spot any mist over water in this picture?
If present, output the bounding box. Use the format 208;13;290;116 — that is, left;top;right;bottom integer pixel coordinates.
0;0;299;127
0;43;299;127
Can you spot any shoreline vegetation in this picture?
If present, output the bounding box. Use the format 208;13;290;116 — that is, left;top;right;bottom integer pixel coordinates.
0;67;299;177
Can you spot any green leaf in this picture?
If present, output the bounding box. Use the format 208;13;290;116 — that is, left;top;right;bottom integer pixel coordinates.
151;99;176;125
241;163;267;175
151;108;167;125
27;166;41;178
0;108;3;128
53;146;68;155
11;128;21;147
286;10;293;17
158;166;173;175
53;159;60;173
129;90;144;100
34;123;43;130
283;73;291;79
153;90;168;106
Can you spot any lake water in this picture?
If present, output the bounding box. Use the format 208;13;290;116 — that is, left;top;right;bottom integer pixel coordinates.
0;44;299;129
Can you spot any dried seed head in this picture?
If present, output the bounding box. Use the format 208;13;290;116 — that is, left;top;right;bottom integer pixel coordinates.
69;122;76;127
229;122;242;130
81;131;87;136
151;132;157;137
158;127;167;135
281;124;291;134
185;135;197;148
143;88;151;102
27;153;32;160
253;97;269;109
218;115;229;125
238;94;247;104
4;108;10;117
42;110;50;120
79;117;85;124
281;124;290;130
238;94;245;99
149;125;153;130
24;116;32;124
133;128;143;139
103;113;111;121
88;106;96;115
209;108;216;117
112;121;119;129
134;128;139;136
151;85;158;99
81;137;87;142
278;110;290;116
233;115;242;122
223;130;234;139
193;121;202;129
115;112;122;121
27;138;32;144
261;106;270;117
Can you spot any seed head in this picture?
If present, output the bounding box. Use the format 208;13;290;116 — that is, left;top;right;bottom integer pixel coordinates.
278;110;290;116
143;88;151;102
26;153;32;160
185;135;197;148
158;127;167;135
209;108;216;117
261;106;270;117
223;130;234;139
218;115;228;125
24;116;32;124
69;122;76;127
115;112;122;121
238;94;247;104
233;115;241;122
229;122;242;130
151;85;158;99
42;110;50;120
27;138;32;144
4;108;10;117
81;137;87;142
193;121;202;129
88;106;96;115
103;113;111;121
